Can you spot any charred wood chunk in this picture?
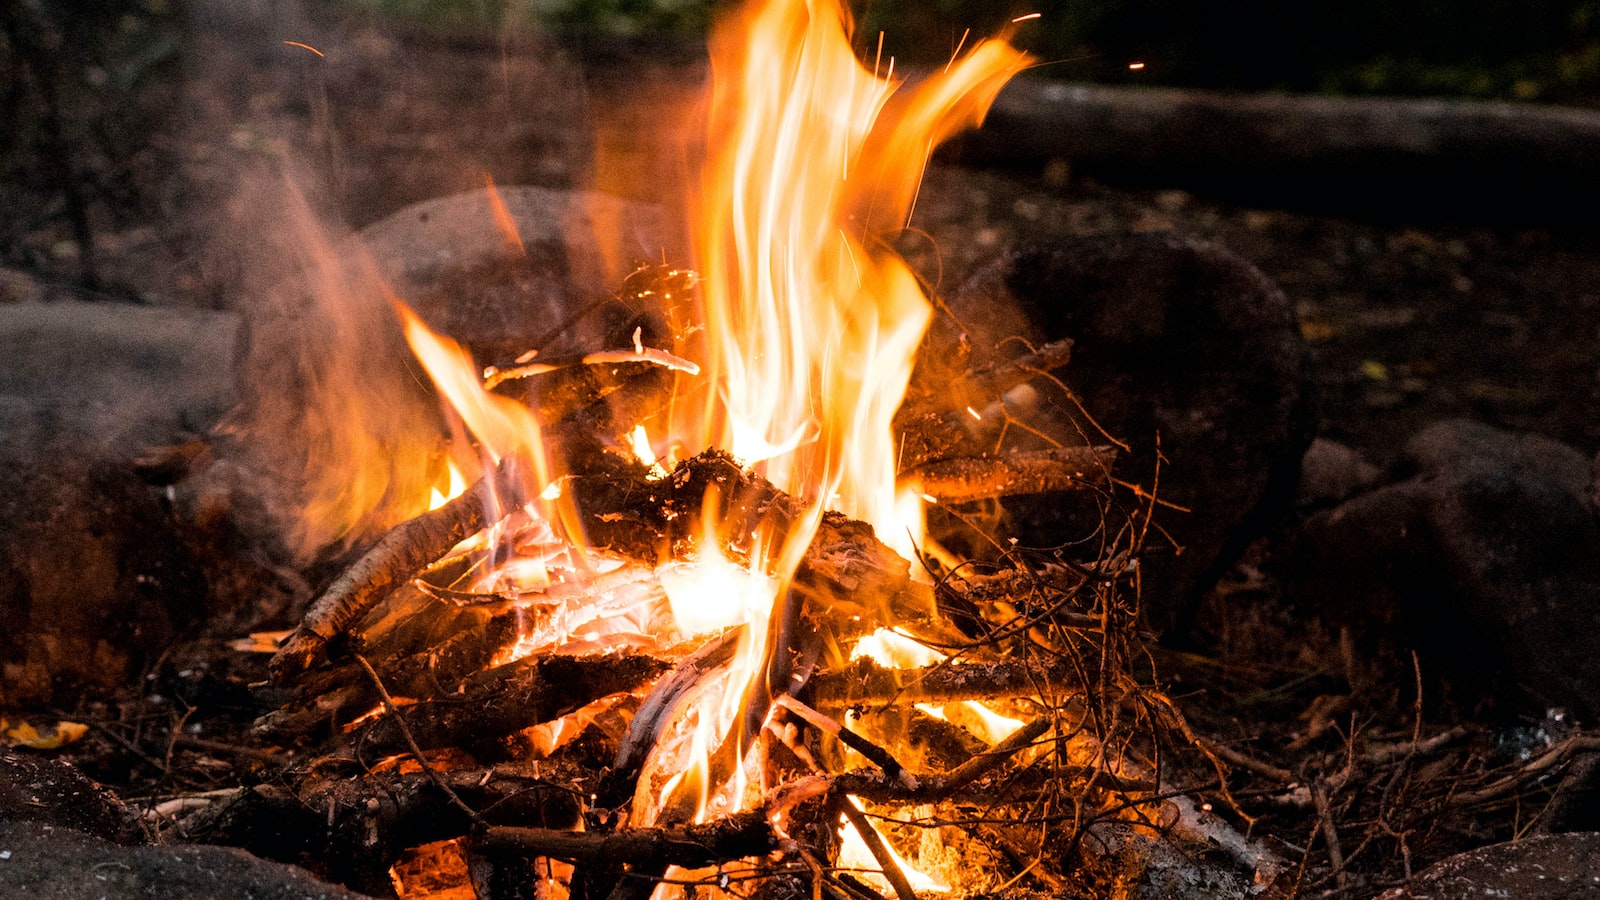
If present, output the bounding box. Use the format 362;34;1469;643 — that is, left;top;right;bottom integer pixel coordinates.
474;811;777;869
350;653;670;758
900;445;1115;503
807;657;1079;707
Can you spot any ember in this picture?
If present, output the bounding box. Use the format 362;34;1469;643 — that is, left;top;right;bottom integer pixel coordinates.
240;0;1282;897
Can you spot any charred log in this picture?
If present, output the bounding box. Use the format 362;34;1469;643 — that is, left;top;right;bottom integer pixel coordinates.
807;657;1081;707
900;445;1115;502
473;811;777;869
347;652;669;758
185;766;584;894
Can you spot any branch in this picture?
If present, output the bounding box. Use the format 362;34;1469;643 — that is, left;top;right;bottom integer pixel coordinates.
807;658;1079;708
473;811;778;869
270;460;526;682
900;446;1114;502
348;652;669;757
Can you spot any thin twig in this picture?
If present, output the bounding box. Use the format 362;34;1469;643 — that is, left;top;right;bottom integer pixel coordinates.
1311;782;1346;890
353;653;483;828
1195;737;1294;783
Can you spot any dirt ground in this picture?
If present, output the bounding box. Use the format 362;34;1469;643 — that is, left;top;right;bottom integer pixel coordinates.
5;11;1600;898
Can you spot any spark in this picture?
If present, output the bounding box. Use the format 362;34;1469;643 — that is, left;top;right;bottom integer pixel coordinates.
946;28;971;72
966;406;982;420
1128;61;1146;70
281;40;325;57
1011;12;1042;22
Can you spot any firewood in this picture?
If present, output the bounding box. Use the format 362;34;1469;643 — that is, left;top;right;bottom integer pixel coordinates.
900;445;1116;502
806;657;1081;707
599;627;744;809
839;797;918;900
259;609;524;739
472;811;778;868
270;460;530;682
895;337;1076;468
347;652;670;758
180;764;589;894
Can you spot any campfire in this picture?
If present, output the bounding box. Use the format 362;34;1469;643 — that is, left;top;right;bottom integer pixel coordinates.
199;0;1282;896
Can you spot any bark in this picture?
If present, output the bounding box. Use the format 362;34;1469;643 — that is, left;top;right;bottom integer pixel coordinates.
270;461;527;682
473;811;777;868
807;657;1081;707
900;445;1115;502
348;652;670;757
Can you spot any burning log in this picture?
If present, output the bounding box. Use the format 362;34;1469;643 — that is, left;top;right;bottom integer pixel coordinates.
473;812;778;869
807;657;1083;707
900;445;1116;502
270;460;530;682
346;652;669;758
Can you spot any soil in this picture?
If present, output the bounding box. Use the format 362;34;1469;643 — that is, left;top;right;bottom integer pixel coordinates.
4;9;1600;899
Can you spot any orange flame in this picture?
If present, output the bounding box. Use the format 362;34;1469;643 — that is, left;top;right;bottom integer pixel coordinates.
388;0;1028;877
681;0;1027;567
630;0;1028;837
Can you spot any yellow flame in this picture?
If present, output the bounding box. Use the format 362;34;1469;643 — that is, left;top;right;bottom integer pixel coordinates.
678;0;1028;566
396;303;589;550
427;459;468;511
628;0;1027;840
837;814;951;893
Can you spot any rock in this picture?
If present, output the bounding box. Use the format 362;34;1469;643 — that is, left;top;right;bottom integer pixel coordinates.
1287;419;1600;719
357;184;680;363
0;819;374;899
1539;753;1600;835
1298;438;1382;508
957;232;1316;635
0;751;138;843
1374;832;1600;899
0;300;239;706
0;300;237;454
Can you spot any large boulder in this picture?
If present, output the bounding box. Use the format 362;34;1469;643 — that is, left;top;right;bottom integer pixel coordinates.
1286;419;1600;719
0;301;237;705
1374;832;1600;899
956;232;1316;635
0;819;373;899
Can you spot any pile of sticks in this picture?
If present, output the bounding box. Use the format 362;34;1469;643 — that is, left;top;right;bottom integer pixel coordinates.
240;280;1281;898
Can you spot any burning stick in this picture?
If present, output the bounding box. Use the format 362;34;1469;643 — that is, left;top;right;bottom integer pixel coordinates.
899;445;1116;503
599;627;744;809
807;657;1082;707
838;797;918;900
347;652;669;758
271;460;529;682
472;811;778;869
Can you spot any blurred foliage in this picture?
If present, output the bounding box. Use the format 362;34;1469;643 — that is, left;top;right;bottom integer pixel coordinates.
336;0;1600;102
